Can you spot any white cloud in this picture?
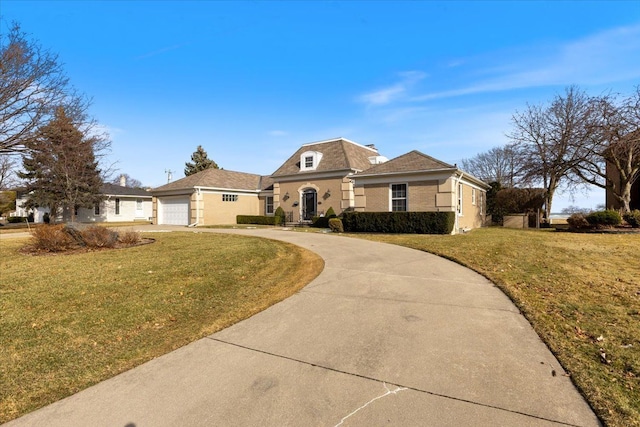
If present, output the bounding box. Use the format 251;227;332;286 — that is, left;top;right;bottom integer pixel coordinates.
413;23;640;101
357;71;427;107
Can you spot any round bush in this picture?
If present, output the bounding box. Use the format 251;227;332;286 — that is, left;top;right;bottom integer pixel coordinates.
623;210;640;228
566;213;590;230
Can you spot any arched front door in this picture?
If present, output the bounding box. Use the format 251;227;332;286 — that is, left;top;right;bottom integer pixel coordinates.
302;189;317;221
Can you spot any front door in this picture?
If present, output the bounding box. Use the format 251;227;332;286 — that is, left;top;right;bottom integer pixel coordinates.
302;189;317;221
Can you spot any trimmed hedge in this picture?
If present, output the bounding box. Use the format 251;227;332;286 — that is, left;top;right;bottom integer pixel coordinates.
341;211;456;234
236;215;281;225
623;210;640;228
328;218;344;233
586;210;622;227
312;206;337;228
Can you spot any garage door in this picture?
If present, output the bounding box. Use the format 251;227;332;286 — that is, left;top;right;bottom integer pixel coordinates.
159;197;190;225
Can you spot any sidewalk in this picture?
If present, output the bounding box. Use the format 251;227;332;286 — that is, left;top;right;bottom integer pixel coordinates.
4;227;600;426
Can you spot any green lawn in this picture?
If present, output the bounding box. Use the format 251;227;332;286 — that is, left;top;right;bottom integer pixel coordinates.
0;232;323;423
352;227;639;427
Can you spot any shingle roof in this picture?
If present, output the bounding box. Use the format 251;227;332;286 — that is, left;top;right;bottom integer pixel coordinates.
358;150;455;175
151;168;264;193
271;138;380;177
100;183;152;197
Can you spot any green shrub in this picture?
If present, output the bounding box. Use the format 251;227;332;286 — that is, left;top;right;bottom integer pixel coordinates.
328;218;343;233
7;216;27;223
237;215;280;225
274;206;286;225
586;210;622;227
30;224;76;252
341;211;456;234
325;206;336;218
80;226;118;248
623;210;640;228
566;213;590;230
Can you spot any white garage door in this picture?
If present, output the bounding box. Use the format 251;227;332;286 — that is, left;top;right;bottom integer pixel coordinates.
160;197;190;225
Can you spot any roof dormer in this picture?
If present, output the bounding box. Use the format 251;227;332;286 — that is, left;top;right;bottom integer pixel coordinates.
300;150;323;171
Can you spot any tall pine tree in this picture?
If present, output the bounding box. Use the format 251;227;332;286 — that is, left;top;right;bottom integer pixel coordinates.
19;107;105;223
184;145;219;176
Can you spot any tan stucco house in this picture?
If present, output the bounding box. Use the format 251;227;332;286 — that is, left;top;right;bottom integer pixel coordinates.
151;138;489;233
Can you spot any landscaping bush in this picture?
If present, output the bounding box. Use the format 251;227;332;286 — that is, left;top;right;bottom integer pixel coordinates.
341;211;456;234
585;210;622;227
623;210;640;228
566;213;590;230
274;206;286;225
328;218;343;233
7;216;27;224
118;230;141;245
237;215;280;225
80;226;118;248
30;224;76;252
312;206;337;228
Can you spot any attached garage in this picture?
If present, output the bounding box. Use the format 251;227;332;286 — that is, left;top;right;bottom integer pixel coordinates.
158;196;190;225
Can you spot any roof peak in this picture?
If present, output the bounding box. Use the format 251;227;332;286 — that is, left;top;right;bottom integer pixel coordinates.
301;137;379;153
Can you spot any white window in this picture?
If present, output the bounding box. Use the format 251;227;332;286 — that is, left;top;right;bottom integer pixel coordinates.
480;191;484;215
457;183;463;215
265;196;274;215
472;188;476;205
136;198;143;210
300;151;323;171
391;183;407;212
222;194;238;202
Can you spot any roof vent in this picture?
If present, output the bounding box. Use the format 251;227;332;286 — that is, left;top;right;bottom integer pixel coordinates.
365;144;378;152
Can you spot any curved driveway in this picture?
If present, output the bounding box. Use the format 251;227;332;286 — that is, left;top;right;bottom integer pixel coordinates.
5;227;599;427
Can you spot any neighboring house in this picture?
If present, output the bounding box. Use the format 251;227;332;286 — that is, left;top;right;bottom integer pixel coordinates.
12;178;152;223
151;137;489;233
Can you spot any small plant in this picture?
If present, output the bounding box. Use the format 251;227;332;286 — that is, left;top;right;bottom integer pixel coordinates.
274;206;286;225
566;213;590;230
328;218;343;233
118;230;141;245
30;224;75;252
325;206;337;218
623;210;640;228
586;210;622;228
80;226;118;248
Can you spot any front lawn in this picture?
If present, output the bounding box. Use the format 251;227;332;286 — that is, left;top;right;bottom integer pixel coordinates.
0;232;323;423
354;228;639;427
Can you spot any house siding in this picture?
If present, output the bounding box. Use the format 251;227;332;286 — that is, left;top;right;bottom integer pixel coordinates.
458;182;485;230
201;192;259;225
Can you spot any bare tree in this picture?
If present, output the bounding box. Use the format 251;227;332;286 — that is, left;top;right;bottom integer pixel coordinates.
18;107;109;223
0;154;18;190
572;89;640;212
461;145;525;187
508;86;597;219
111;173;143;188
0;22;80;154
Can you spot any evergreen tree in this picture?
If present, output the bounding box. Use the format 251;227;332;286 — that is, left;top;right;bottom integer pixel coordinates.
19;107;105;222
184;145;219;176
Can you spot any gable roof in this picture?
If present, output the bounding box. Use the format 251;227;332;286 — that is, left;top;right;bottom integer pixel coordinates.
271;137;380;177
101;183;152;197
357;150;455;176
151;168;264;193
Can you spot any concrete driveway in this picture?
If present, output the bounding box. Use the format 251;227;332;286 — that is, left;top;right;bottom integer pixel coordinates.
4;227;600;426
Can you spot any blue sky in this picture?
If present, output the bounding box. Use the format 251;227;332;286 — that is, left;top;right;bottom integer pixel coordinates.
3;1;640;210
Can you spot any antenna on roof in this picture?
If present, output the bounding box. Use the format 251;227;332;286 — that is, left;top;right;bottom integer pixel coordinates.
164;169;173;183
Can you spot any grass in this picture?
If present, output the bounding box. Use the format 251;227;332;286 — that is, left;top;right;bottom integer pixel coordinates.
0;232;323;423
352;227;639;427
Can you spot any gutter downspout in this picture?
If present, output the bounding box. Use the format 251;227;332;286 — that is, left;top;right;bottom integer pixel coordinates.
188;188;201;227
454;171;464;235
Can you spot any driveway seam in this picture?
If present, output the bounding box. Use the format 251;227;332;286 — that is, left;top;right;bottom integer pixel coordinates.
207;336;585;427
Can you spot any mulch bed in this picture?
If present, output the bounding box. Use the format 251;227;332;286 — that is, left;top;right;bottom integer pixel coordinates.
19;238;155;256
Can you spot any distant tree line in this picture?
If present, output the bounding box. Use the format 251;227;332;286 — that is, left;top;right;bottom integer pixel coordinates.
462;85;640;219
